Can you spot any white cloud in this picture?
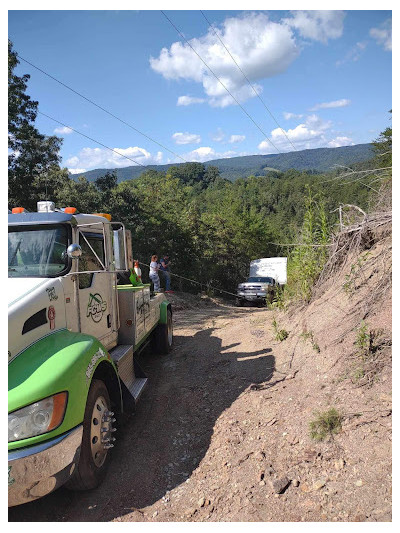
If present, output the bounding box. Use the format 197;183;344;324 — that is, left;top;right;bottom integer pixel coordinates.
284;10;345;43
68;168;87;175
150;12;299;107
283;111;304;120
54;126;73;135
258;114;352;154
229;135;246;144
310;99;351;111
370;19;392;51
183;146;237;163
336;41;367;67
177;95;205;106
172;132;201;145
65;146;164;170
327;136;354;148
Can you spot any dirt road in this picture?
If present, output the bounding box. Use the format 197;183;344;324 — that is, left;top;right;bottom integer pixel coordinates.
9;301;272;522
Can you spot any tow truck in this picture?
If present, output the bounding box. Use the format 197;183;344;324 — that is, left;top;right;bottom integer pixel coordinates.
8;201;173;506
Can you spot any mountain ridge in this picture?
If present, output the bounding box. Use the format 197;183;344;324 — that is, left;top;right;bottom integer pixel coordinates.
70;143;374;183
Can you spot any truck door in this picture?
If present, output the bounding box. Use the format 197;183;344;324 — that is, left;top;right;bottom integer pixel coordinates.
77;230;115;349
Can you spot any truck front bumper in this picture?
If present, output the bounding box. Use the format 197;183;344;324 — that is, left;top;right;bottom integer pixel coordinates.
237;292;267;301
8;425;83;507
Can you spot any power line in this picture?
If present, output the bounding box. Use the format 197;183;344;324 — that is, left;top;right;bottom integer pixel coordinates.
137;260;241;298
38;110;147;167
200;10;308;163
161;11;283;155
15;52;190;164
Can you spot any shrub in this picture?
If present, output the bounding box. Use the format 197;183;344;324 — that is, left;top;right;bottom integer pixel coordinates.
309;408;342;441
272;317;289;341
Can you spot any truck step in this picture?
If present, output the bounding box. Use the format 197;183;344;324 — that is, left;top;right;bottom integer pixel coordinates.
110;345;148;404
110;344;136;392
110;344;133;364
128;377;148;402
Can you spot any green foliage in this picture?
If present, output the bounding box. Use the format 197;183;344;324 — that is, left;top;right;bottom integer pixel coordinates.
372;110;392;168
309;408;342;441
342;252;371;294
8;40;63;210
271;317;289;341
300;331;320;353
270;285;286;310
283;186;330;303
355;321;371;361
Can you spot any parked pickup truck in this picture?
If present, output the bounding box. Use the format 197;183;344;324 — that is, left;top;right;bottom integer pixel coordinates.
236;257;287;306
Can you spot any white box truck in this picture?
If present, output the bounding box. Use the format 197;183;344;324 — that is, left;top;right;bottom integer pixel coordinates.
236;257;287;306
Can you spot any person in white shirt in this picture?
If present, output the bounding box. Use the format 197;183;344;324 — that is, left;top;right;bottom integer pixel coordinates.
149;254;161;292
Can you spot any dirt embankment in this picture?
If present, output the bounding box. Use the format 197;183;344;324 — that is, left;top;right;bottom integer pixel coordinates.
9;231;391;522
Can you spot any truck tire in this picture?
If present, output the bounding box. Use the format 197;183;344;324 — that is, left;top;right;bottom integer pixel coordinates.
65;379;114;491
153;308;173;355
235;298;243;307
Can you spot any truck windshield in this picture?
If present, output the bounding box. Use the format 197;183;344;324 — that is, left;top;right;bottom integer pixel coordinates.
8;225;69;278
247;277;275;284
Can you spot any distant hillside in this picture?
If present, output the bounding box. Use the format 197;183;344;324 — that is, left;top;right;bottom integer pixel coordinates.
70;143;374;183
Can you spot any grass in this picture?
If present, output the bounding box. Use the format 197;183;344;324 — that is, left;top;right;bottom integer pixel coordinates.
300;330;320;353
309;408;342;441
351;322;387;385
355;321;371;360
342;252;371;295
272;317;289;342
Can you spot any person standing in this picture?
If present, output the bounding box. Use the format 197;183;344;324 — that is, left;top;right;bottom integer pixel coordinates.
149;254;161;293
159;254;173;292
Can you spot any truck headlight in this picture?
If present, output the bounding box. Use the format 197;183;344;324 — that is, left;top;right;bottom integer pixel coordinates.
8;392;68;442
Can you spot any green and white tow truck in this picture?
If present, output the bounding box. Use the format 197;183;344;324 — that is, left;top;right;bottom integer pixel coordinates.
8;201;173;506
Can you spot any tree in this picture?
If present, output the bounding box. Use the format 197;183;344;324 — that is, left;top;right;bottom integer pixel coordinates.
8;40;62;210
372;110;392;168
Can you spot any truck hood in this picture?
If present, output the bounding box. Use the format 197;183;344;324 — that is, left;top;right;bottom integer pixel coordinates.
8;278;49;308
8;277;67;363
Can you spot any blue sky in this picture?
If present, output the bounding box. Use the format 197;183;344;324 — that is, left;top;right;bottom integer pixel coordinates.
8;9;392;173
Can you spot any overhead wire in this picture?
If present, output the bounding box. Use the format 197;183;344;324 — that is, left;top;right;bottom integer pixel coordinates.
38;110;147;167
160;10;283;155
199;10;309;165
15;52;190;164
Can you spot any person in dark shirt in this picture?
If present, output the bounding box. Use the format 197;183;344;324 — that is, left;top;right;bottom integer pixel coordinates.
159;254;172;292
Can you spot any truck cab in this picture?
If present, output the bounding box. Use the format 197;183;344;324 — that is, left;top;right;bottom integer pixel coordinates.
8;201;173;506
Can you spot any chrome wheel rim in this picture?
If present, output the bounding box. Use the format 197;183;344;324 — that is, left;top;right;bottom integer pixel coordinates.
90;395;114;467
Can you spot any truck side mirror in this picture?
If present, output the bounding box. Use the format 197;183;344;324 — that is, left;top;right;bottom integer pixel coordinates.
67;244;82;259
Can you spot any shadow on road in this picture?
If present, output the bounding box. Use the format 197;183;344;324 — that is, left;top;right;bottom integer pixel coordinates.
9;326;275;522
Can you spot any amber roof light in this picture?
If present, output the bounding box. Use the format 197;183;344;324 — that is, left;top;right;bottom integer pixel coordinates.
92;213;112;221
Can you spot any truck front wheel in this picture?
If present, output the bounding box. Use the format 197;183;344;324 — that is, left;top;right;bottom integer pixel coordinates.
66;379;114;491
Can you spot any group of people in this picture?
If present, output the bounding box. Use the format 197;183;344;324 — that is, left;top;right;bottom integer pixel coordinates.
149;254;173;293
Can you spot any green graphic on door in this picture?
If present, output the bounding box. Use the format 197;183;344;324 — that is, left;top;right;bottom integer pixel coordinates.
87;292;107;323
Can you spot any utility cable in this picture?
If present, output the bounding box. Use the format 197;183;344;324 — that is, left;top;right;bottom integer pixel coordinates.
200;10;308;164
161;11;283;155
38;110;147;167
138;261;241;298
16;52;189;164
